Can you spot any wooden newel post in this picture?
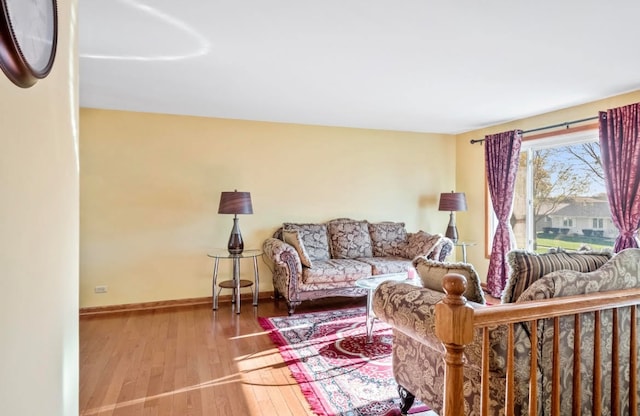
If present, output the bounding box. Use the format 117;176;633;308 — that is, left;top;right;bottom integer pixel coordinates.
435;273;475;416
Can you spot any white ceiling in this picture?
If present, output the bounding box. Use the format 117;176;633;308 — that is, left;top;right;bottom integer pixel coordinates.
79;0;640;134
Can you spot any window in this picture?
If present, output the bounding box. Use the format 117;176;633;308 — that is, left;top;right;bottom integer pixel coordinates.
487;128;614;254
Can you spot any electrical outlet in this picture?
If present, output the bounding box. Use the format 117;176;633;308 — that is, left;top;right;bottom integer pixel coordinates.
94;285;108;294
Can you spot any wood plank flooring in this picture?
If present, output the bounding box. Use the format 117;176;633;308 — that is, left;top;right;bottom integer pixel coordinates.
80;296;367;416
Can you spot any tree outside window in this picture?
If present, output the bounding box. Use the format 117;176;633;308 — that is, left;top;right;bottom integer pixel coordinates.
495;130;614;253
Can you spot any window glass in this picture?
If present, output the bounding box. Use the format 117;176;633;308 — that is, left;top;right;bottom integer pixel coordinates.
489;129;614;254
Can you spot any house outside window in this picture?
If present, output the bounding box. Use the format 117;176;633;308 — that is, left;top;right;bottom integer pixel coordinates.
487;128;615;254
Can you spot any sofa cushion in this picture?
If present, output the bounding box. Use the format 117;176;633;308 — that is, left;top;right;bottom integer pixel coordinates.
301;259;372;284
502;249;612;303
327;219;373;259
282;223;331;261
413;258;485;304
356;256;412;275
517;248;640;301
282;229;313;268
368;222;408;257
404;231;444;259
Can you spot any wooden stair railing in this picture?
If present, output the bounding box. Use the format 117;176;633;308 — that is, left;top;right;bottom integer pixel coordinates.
435;273;640;416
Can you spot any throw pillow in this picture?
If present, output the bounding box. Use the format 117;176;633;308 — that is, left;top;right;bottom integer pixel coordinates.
327;219;373;259
413;257;485;304
404;231;443;259
502;249;613;303
282;230;313;268
282;223;331;261
368;222;408;257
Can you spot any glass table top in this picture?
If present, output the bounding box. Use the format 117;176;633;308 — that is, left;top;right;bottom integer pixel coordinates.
355;272;418;290
207;249;262;259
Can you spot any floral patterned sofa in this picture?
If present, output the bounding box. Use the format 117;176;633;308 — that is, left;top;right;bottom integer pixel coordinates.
372;248;638;416
262;218;453;314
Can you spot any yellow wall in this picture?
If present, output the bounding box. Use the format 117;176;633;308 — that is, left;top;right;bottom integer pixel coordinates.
80;110;455;307
0;0;79;414
80;87;640;306
456;90;640;280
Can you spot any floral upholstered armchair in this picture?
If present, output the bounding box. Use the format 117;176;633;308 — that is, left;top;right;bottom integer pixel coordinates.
373;258;488;415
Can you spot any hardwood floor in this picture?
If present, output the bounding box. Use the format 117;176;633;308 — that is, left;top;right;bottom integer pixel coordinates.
80;296;368;416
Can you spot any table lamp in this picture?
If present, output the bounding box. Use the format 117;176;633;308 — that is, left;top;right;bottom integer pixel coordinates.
218;190;253;254
438;191;467;243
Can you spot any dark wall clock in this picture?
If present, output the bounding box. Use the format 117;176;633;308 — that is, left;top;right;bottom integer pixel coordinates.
0;0;58;88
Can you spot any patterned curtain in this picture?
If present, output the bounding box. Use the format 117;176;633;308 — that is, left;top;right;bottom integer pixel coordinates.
485;130;522;298
599;103;640;252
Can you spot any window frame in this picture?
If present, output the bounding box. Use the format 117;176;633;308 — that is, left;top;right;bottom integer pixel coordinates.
484;124;601;257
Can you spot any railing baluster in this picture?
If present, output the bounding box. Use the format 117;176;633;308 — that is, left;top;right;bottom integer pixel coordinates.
573;314;581;416
481;327;490;416
505;323;515;413
593;310;602;415
552;317;560;415
611;308;620;416
528;319;538;416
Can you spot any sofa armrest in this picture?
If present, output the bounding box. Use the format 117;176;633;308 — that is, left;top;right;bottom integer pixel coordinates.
374;280;487;368
262;237;303;298
373;281;446;349
404;232;453;262
263;237;302;269
430;236;454;262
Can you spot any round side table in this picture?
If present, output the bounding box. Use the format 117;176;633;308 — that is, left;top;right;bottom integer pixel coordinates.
454;242;476;263
207;249;262;314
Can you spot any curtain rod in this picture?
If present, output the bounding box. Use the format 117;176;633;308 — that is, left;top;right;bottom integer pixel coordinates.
469;115;599;145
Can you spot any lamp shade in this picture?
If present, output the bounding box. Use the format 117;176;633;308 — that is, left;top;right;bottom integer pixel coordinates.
438;192;467;212
218;191;253;215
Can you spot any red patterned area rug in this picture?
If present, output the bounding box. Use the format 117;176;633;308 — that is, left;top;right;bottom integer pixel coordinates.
259;307;431;416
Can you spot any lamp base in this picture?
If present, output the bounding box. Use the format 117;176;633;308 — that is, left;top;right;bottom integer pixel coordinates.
445;211;459;243
227;217;244;255
445;225;458;243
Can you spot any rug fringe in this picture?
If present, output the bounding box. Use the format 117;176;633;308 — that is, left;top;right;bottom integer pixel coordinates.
259;315;333;415
257;316;290;349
